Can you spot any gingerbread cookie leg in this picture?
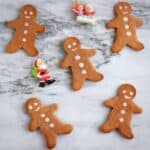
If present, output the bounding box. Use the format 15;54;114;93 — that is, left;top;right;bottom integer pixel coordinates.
45;131;57;149
127;39;144;51
6;39;21;53
87;71;103;81
56;124;73;135
23;45;38;56
112;36;125;53
118;125;134;139
72;73;85;90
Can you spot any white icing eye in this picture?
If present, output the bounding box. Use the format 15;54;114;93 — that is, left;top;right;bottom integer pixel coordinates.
119;6;122;10
72;42;76;46
34;102;38;106
24;11;28;14
67;44;72;49
122;90;127;94
28;105;33;110
130;91;134;96
30;11;33;15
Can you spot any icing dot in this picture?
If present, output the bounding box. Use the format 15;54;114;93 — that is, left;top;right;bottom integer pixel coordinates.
24;11;28;14
125;24;129;29
49;123;55;128
75;55;80;60
79;63;84;68
130;91;134;96
45;117;50;122
126;31;132;36
30;11;33;15
22;38;27;42
119;6;122;10
67;44;71;48
123;17;128;22
122;102;128;107
125;6;128;9
119;117;124;122
24;30;28;34
24;22;29;26
122;90;127;94
34;103;38;106
28;105;33;110
81;69;87;75
73;42;76;46
40;113;46;118
120;109;126;115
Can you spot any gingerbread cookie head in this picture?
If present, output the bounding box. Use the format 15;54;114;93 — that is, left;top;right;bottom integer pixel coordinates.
25;98;42;114
20;5;37;20
115;2;132;16
64;37;81;53
118;84;136;100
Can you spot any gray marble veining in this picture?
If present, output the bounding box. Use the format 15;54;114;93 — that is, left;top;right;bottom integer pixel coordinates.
0;0;150;150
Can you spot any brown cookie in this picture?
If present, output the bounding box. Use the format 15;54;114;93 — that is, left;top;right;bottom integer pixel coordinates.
25;98;73;149
61;37;104;91
6;5;45;56
107;2;144;53
100;83;143;139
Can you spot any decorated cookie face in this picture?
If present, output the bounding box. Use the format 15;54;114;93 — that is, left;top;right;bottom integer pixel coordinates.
64;37;81;53
118;84;136;100
21;5;37;20
115;2;132;15
26;98;42;113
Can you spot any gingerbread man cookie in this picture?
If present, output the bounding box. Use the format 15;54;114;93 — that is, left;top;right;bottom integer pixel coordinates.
61;37;104;91
100;83;143;139
6;5;45;56
25;98;73;149
107;2;144;53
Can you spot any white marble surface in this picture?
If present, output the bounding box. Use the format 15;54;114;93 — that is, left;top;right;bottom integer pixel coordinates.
0;0;150;149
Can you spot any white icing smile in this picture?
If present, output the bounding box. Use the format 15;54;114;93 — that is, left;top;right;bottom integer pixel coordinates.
25;16;31;19
72;47;77;51
122;11;128;15
123;95;131;100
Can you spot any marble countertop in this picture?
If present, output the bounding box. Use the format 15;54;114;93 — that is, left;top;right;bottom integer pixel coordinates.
0;0;150;150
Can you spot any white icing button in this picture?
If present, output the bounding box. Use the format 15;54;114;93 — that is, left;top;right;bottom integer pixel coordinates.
119;6;122;10
22;38;27;42
81;69;87;75
24;30;28;34
119;117;124;123
123;17;128;22
49;123;55;128
125;24;129;29
40;113;46;118
24;22;29;26
122;102;128;107
120;109;126;115
126;31;132;36
79;63;84;68
45;117;50;122
75;55;80;60
28;105;33;110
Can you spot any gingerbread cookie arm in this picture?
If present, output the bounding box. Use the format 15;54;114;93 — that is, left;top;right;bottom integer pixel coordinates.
107;18;119;28
28;118;39;131
35;23;45;32
132;103;143;113
49;103;58;112
61;56;71;68
7;20;19;29
104;97;118;108
132;16;144;27
81;48;96;57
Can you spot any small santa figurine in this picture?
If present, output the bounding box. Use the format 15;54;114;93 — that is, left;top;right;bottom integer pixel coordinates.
32;58;55;87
